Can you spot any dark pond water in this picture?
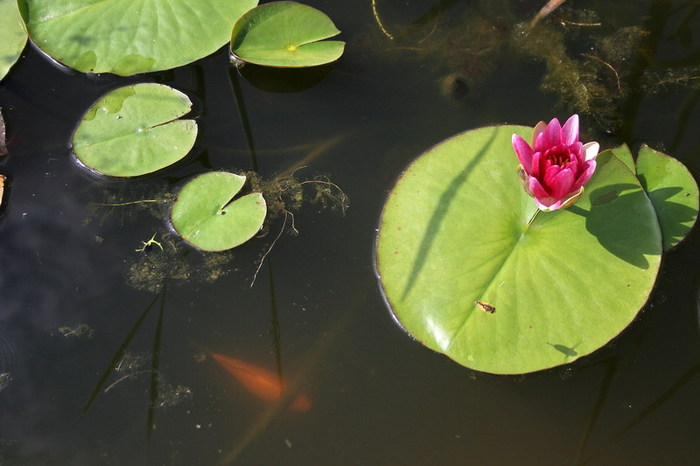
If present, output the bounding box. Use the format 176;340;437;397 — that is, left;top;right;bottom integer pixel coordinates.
1;1;699;464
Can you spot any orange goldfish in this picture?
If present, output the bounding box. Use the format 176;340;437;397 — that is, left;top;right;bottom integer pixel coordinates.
209;352;312;412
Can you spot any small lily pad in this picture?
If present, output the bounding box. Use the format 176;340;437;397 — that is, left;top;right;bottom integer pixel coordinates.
0;0;28;81
636;144;699;250
170;172;267;252
230;2;345;68
72;83;197;177
19;0;258;75
376;126;662;374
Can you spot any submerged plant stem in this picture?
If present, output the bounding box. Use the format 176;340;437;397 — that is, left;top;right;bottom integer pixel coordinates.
98;199;161;207
103;369;151;393
250;211;292;287
372;0;394;40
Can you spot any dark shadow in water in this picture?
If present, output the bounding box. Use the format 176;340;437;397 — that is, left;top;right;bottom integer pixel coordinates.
670;89;700;154
227;69;258;172
575;356;619;465
579;363;700;465
146;287;167;437
267;260;286;394
400;129;497;300
239;65;332;93
399;0;462;38
82;290;166;437
567;183;661;269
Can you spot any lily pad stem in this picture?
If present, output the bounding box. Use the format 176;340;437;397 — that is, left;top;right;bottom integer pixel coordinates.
527;208;541;228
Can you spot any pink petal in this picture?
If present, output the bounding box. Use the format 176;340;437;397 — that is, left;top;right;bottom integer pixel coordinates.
532;121;547;151
582;141;599;161
543;118;562;147
537;198;563;211
547;167;576;200
543;164;561;188
527;176;551;199
573;160;597;189
531;151;543;178
561;114;579;146
512;134;534;171
569;141;583;159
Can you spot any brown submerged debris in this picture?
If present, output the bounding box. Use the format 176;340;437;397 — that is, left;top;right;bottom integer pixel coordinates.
514;21;651;128
54;323;95;339
0;175;5;209
127;234;234;292
529;0;568;28
368;0;695;132
244;168;349;286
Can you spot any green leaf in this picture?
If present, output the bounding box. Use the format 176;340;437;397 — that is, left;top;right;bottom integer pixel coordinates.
19;0;258;76
230;1;345;68
0;0;28;81
376;126;662;374
170;172;267;252
609;143;635;173
72;83;197;177
635;144;699;250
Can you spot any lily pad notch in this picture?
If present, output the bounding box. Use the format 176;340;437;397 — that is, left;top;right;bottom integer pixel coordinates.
230;2;345;68
170;171;267;252
72;83;198;177
376;125;698;375
18;0;259;75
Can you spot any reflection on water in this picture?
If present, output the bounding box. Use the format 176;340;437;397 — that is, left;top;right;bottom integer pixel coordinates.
0;0;699;464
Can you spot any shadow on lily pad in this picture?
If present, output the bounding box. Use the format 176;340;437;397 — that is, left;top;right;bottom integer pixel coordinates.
637;182;698;248
569;184;661;269
548;342;580;358
400;129;498;300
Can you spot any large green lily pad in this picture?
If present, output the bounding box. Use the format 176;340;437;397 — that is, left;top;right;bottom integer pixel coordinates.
230;2;345;68
18;0;258;75
170;172;267;252
0;0;28;81
376;126;663;374
635;144;698;250
72;83;197;177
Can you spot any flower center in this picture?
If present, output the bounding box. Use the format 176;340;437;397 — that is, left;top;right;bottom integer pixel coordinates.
545;145;571;167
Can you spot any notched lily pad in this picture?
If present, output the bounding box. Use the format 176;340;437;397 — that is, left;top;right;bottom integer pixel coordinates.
72;83;198;177
376;126;662;374
635;144;699;250
19;0;258;75
230;1;345;68
170;172;267;252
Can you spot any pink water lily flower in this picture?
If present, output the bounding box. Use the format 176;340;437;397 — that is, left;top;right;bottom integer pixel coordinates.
512;115;599;211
